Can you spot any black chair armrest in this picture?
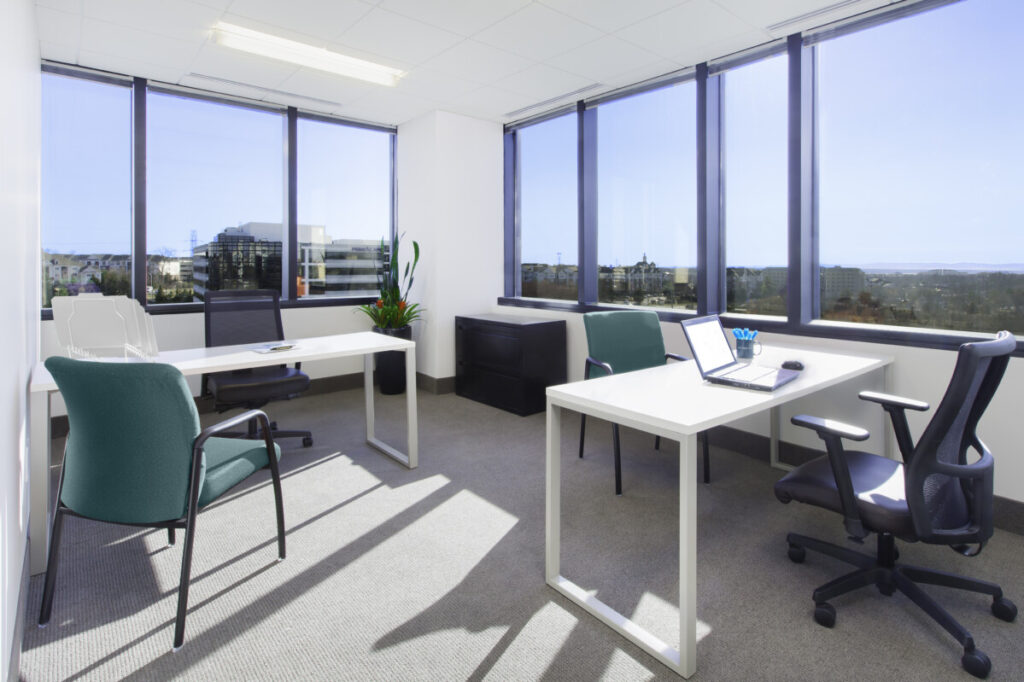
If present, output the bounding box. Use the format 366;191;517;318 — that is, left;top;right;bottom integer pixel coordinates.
665;352;688;363
858;391;929;411
194;409;272;451
791;414;870;441
584;356;614;379
790;414;869;542
858;391;929;463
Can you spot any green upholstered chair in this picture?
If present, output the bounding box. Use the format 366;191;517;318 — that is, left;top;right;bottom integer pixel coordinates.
579;311;711;494
40;356;286;651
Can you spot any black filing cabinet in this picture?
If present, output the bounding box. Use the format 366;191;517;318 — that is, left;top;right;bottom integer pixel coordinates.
455;314;567;416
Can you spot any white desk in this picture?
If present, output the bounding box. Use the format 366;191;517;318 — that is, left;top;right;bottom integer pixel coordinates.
544;345;892;677
29;331;418;575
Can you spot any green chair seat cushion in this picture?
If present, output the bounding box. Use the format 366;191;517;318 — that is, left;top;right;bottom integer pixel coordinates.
199;437;282;508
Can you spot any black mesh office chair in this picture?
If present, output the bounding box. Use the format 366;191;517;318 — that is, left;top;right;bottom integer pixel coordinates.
774;331;1017;679
203;289;313;448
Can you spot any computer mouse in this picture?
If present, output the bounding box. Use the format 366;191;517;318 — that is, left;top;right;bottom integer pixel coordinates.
782;360;804;371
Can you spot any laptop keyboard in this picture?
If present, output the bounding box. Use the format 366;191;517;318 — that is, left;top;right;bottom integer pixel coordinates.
716;364;776;382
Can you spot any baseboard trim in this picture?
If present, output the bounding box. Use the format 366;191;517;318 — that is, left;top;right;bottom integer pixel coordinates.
51;371;456;436
7;541;29;682
712;425;1024;536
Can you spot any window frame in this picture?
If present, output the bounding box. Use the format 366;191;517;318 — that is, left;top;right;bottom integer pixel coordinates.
39;63;396;319
500;0;1024;355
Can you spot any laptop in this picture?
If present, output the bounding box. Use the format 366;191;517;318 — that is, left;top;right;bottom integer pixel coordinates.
680;315;799;392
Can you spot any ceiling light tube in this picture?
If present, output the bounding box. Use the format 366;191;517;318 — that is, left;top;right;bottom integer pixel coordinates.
212;22;403;87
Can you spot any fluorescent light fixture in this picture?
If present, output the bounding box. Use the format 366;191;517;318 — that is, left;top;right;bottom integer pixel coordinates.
212;22;403;87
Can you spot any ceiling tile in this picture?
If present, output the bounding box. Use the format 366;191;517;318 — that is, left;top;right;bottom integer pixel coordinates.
177;73;273;99
600;58;686;90
547;35;666;82
335;7;464;65
37;0;83;13
616;0;755;60
39;41;80;64
473;3;603;62
225;0;375;43
339;90;440;125
77;50;186;84
712;0;888;32
189;42;300;89
275;68;377;104
421;39;533;84
81;0;224;44
446;85;540;121
378;0;530;36
538;0;685;32
394;67;481;102
493;63;595;102
670;28;770;67
36;6;81;49
79;18;203;70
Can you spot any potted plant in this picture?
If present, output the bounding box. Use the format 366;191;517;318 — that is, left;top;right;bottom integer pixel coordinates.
358;233;421;394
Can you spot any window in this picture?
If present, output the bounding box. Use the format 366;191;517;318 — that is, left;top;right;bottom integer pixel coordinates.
817;0;1024;333
598;83;697;308
296;118;392;298
41;73;132;308
147;92;285;302
518;113;578;301
723;54;788;316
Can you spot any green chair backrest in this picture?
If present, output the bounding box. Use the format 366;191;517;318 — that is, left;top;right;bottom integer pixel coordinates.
44;357;203;525
583;311;666;378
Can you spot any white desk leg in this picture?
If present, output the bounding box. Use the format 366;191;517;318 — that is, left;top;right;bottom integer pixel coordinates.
29;390;52;575
883;363;894;461
404;346;418;469
364;353;375;443
545;400;561;582
678;432;697;678
364;348;417;469
768;405;791;471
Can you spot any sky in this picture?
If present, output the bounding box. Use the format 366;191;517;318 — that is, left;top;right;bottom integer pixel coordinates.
41;80;391;258
518;0;1024;269
41;0;1023;269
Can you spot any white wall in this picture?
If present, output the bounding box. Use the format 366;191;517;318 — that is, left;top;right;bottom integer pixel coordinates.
0;0;40;677
490;306;1024;504
396;111;503;379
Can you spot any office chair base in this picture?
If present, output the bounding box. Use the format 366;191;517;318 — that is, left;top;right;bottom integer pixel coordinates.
786;532;1014;679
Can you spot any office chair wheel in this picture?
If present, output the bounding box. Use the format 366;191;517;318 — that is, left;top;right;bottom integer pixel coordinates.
787;544;806;563
813;602;836;628
302;436;314;448
991;596;1017;622
961;648;991;679
877;580;894;596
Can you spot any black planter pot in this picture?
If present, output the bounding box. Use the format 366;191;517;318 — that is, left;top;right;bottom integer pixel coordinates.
373;325;412;395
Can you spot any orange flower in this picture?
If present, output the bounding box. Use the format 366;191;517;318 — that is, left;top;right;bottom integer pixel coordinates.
375;299;384;308
398;300;407;311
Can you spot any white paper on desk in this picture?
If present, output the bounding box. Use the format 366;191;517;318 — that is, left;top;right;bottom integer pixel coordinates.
253;342;297;354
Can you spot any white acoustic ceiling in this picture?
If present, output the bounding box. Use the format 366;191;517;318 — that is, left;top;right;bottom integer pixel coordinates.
36;0;902;126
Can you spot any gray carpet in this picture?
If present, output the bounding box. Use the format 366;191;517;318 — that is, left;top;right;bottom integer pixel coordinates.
19;388;1024;680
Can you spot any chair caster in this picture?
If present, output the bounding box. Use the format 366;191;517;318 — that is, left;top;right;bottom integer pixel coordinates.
787;544;806;563
991;596;1017;622
814;602;836;628
961;648;991;679
877;580;894;596
302;436;313;448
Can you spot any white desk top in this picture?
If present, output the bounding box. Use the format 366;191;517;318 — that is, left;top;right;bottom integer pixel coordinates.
31;331;414;393
547;344;892;438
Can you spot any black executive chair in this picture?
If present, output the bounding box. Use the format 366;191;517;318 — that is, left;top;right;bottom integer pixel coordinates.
203;289;313;447
774;331;1017;679
578;310;711;495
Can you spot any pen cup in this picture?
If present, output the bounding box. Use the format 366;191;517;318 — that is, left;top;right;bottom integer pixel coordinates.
736;337;761;360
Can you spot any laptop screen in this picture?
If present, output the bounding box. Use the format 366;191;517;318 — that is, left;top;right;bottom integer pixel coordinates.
682;316;736;377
